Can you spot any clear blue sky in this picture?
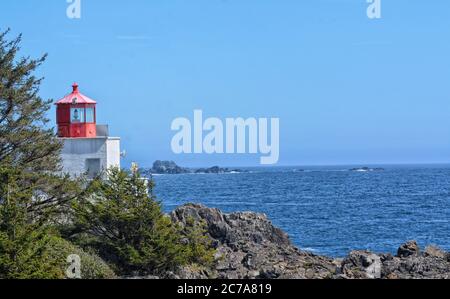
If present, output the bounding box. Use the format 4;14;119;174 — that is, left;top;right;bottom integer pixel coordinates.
2;0;450;167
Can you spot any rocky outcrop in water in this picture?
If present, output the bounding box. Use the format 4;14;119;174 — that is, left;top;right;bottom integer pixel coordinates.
194;166;242;174
169;204;450;279
149;160;190;174
143;161;243;175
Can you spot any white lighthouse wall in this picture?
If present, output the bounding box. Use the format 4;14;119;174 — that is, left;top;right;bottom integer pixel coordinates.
106;137;121;170
60;137;121;178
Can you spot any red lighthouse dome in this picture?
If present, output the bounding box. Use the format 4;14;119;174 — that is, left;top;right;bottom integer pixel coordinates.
55;83;97;138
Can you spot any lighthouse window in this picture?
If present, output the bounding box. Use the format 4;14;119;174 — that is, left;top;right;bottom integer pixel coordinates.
70;108;85;123
85;158;101;179
85;108;95;123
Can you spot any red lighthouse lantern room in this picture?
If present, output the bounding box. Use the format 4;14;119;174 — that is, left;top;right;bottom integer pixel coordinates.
56;83;97;138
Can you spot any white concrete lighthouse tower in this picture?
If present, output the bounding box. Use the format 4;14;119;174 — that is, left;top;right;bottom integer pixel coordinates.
55;83;121;178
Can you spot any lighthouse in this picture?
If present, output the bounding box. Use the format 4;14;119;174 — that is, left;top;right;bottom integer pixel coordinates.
56;83;121;178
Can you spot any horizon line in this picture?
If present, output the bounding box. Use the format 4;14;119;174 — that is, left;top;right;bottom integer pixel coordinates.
137;161;450;169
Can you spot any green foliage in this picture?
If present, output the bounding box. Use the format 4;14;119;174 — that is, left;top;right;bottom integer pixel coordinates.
0;29;84;214
181;217;216;267
0;167;116;279
72;167;215;275
45;236;116;279
0;30;103;279
0;231;63;279
0;167;62;278
0;29;60;172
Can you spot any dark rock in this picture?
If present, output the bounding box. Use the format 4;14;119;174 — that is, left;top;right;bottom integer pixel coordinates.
424;245;448;259
143;161;245;175
340;251;382;279
170;204;336;279
149;160;190;174
397;240;420;258
124;275;160;279
340;242;450;279
167;204;450;279
195;166;225;174
195;166;244;174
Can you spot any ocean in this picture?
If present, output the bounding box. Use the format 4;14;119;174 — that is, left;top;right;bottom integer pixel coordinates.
152;165;450;257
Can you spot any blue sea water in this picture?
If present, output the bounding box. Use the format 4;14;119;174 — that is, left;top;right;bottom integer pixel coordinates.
152;165;450;257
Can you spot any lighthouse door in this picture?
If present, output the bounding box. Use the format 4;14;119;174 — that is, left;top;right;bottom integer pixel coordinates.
85;158;101;178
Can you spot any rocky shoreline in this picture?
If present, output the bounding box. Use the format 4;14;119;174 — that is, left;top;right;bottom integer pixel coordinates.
144;204;449;279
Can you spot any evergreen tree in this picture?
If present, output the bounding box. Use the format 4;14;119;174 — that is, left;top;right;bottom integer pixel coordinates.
0;29;81;213
0;29;59;171
0;167;63;278
0;29;85;278
72;167;214;275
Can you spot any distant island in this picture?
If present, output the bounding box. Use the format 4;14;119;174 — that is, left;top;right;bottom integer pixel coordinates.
142;162;388;175
142;160;245;175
